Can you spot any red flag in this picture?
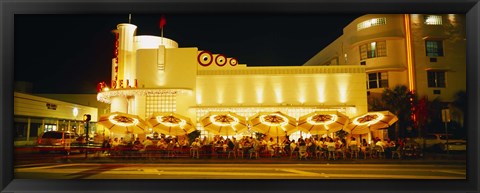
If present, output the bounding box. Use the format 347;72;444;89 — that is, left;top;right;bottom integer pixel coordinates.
159;15;166;29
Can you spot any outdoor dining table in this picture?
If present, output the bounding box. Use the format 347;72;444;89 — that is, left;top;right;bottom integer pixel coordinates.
212;145;225;158
201;144;212;158
273;145;285;157
243;145;253;156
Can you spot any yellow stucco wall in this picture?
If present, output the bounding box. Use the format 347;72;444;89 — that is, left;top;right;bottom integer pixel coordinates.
409;14;466;101
196;66;368;118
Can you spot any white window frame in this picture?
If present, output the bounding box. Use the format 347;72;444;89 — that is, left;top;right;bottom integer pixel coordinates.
357;18;387;31
367;72;389;89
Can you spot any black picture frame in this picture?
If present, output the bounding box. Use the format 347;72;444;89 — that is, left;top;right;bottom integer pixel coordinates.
1;0;479;192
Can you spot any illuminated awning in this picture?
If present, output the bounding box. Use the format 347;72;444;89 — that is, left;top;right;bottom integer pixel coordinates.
346;111;398;134
249;111;297;137
297;111;349;135
98;112;149;134
147;112;195;136
200;111;247;136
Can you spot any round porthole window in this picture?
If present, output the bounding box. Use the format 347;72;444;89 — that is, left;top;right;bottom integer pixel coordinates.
229;58;238;66
198;51;213;66
215;54;227;66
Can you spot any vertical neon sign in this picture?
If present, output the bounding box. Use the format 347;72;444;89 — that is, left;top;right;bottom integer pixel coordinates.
112;31;119;89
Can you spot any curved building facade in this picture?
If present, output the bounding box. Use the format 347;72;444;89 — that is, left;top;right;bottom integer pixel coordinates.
97;22;370;140
304;14;466;103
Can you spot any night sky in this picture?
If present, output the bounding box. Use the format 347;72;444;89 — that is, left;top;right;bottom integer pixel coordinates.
14;14;361;94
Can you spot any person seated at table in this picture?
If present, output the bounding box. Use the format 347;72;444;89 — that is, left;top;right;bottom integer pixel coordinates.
316;138;326;149
258;137;267;156
179;138;189;148
375;139;386;148
298;138;308;159
384;138;396;158
190;138;201;158
325;138;335;148
282;137;291;155
314;138;326;158
387;138;396;147
267;137;276;157
333;138;342;148
290;140;297;151
306;138;316;157
201;136;209;146
140;137;153;151
157;138;167;149
132;138;144;152
349;137;358;146
213;139;224;157
323;138;335;158
220;139;230;158
142;136;153;146
234;138;243;158
242;137;252;155
111;137;120;153
361;138;368;147
178;138;189;155
133;137;141;145
227;138;235;150
98;138;111;156
119;137;127;145
248;138;260;159
156;138;168;157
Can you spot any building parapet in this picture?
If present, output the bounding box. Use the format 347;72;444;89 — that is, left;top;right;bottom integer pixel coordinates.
197;66;366;76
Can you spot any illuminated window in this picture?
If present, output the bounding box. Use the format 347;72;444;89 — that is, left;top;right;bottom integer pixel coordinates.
360;41;386;60
367;72;388;89
425;40;444;57
44;124;57;132
146;93;176;116
427;71;446;88
424;15;443;25
357;18;386;31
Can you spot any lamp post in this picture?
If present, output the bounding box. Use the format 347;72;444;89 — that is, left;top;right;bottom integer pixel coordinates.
83;114;91;158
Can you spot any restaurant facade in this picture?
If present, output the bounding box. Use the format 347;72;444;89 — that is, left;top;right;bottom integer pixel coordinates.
96;21;371;141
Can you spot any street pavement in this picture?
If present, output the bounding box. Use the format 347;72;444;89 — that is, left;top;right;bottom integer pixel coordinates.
14;148;466;179
14;152;466;180
15;162;466;179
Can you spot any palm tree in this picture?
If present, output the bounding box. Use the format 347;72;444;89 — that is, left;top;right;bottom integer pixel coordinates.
452;91;466;117
425;97;444;134
450;90;466;137
381;85;415;138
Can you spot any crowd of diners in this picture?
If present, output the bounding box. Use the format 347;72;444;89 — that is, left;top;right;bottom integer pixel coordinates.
95;134;423;160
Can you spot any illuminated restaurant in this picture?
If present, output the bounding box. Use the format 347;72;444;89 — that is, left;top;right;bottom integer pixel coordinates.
96;22;376;141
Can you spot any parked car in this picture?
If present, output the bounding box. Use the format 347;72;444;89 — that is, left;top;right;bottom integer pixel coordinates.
36;131;82;154
414;133;466;152
443;141;467;152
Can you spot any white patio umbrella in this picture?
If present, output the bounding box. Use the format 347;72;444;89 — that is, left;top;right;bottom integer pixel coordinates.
346;111;398;134
97;112;149;134
200;111;248;136
147;112;195;136
297;111;349;135
249;111;298;137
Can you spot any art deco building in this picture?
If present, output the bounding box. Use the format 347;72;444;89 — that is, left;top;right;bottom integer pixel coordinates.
96;23;370;139
304;14;466;103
